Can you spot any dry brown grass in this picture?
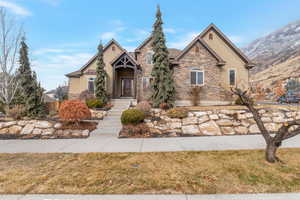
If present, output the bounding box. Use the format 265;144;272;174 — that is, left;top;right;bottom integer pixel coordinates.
187;104;300;111
0;149;300;194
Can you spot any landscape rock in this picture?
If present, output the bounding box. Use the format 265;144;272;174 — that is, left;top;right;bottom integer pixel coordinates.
54;123;62;129
221;127;235;135
32;128;42;135
216;119;233;126
182;125;200;135
42;128;55;135
198;115;209;124
249;124;260;134
35;121;52;129
234;126;248;134
199;121;221;136
8;125;22;134
169;122;181;129
182;117;198;125
21;124;34;135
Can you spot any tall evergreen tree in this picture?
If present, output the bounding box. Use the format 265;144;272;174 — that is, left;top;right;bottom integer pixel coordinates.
16;37;46;118
150;5;176;107
14;36;32;105
95;42;108;104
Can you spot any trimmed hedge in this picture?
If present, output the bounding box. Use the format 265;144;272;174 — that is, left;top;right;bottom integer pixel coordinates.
121;109;145;125
86;98;104;109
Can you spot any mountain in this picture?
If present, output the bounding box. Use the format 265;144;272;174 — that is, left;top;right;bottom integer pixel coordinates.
243;20;300;74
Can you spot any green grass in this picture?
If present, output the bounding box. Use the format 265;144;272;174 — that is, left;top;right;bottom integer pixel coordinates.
0;149;300;194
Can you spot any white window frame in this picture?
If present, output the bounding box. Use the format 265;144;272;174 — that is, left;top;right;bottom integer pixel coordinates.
146;51;154;65
228;68;236;86
190;70;205;86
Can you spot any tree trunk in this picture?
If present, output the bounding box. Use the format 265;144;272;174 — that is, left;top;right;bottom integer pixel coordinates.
266;142;279;163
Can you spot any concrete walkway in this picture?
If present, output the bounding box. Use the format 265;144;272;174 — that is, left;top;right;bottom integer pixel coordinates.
0;133;299;153
1;193;300;200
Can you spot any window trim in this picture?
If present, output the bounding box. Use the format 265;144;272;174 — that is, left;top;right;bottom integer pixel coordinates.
190;70;205;86
146;51;154;65
228;68;236;86
88;77;95;93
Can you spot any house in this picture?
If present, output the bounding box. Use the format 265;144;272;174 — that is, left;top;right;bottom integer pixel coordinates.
66;24;254;105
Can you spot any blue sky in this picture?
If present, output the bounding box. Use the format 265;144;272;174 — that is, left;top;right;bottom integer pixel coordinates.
3;0;300;91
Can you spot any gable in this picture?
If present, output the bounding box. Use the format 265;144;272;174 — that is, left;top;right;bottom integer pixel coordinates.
175;37;225;66
177;40;220;64
200;24;254;69
82;40;124;73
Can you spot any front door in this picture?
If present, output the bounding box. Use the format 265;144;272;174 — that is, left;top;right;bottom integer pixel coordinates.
122;78;133;97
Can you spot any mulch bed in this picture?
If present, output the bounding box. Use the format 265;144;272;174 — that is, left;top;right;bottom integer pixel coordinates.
60;121;97;131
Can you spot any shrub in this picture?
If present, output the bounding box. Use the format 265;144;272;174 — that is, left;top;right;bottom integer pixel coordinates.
79;90;95;101
7;105;25;120
0;101;5;114
159;103;171;110
166;107;188;119
189;86;202;106
121;109;145;125
86;98;104;109
59;100;91;122
136;101;151;116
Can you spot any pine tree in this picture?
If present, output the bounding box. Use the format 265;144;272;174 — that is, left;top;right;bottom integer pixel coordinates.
14;37;32;105
150;5;176;108
16;37;46;118
94;42;108;104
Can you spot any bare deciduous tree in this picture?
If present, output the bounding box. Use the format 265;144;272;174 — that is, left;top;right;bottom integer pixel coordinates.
0;8;22;109
231;87;300;163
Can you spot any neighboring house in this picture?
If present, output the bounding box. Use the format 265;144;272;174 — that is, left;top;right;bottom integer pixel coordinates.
66;24;254;105
45;86;68;100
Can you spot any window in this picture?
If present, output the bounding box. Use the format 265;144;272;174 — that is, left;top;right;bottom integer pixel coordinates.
88;78;95;93
195;46;200;53
112;46;115;51
191;70;204;85
143;76;153;89
209;33;213;40
146;51;154;65
229;69;236;86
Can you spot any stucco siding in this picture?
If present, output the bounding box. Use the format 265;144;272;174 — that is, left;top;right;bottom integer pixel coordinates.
202;29;249;90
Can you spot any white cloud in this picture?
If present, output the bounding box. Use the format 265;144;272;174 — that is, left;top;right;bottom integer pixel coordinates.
228;35;245;44
0;1;31;16
126;28;150;43
168;31;199;49
164;28;176;34
40;0;61;6
123;46;136;52
33;48;66;55
100;31;117;40
32;52;93;90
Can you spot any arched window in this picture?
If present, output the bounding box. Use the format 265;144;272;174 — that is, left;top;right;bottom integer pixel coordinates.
146;51;154;65
209;33;213;40
195;46;200;53
88;78;95;93
112;46;115;51
191;70;204;86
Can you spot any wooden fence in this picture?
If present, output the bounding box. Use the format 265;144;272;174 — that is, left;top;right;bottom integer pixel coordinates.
46;101;60;113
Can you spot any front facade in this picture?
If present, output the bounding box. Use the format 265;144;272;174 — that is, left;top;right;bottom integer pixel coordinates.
66;24;254;105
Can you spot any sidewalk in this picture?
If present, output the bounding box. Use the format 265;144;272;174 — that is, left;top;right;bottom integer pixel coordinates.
2;193;300;200
0;134;300;153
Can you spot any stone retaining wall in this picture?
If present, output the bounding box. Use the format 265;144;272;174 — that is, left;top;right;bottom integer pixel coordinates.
145;108;300;136
0;120;91;139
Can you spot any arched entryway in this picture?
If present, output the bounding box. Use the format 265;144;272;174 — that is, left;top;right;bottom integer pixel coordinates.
112;52;137;98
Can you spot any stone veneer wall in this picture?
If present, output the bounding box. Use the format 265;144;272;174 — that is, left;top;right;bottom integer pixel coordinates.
145;108;300;136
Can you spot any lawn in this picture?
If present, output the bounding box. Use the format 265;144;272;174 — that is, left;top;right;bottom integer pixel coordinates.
0;149;299;194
